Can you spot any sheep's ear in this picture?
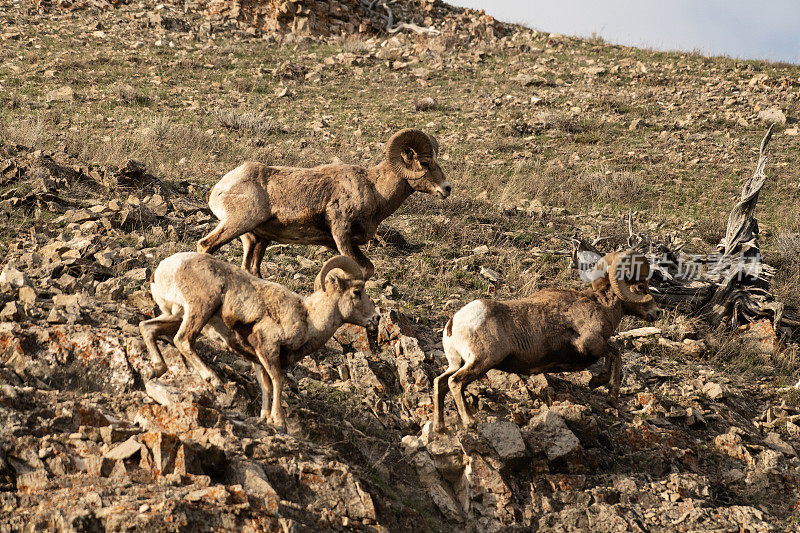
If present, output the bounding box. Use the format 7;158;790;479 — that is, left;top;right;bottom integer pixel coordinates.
401;147;418;168
326;272;348;293
591;276;609;291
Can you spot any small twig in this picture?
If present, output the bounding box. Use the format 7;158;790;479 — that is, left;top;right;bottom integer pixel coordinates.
382;1;393;31
388;23;441;35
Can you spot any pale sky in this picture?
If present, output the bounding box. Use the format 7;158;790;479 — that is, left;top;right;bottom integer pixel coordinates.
449;1;800;64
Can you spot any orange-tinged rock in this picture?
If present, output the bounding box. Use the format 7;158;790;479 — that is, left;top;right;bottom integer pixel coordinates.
737;319;781;355
714;430;756;467
140;431;182;478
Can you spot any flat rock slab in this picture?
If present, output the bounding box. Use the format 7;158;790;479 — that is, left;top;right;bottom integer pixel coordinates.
104;436;142;461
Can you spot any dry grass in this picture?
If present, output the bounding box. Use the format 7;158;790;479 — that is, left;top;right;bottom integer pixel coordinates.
214;109;285;137
771;231;800;308
111;83;150;106
690;214;726;248
3;117;46;148
576;171;645;202
336;34;372;55
494;161;646;211
706;322;799;378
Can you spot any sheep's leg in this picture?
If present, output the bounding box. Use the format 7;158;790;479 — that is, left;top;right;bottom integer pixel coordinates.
205;317;271;416
447;352;492;429
581;337;622;404
240;233;257;272
608;343;622;404
253;362;273;420
349;245;374;280
331;230;374;280
139;313;181;378
173;305;224;387
433;341;463;433
198;216;258;255
259;354;286;430
206;316;257;357
250;237;268;278
249;332;285;429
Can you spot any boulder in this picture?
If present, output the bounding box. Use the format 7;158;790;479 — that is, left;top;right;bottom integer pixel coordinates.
526;409;582;463
0;266;29;289
477;420;529;469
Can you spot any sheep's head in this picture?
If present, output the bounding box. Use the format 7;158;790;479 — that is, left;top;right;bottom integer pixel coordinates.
386;128;451;199
591;249;660;321
315;255;379;328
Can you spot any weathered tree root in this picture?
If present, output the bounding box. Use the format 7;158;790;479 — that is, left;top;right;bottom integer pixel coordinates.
570;126;798;339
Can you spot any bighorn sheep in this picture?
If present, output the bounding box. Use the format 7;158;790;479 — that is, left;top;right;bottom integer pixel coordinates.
433;250;660;433
139;253;378;429
197;128;450;279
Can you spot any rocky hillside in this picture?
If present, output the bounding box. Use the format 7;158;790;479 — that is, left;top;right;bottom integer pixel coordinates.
1;0;800;531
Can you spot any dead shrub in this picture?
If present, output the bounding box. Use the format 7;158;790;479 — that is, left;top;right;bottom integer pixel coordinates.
577;171;645;202
695;215;726;246
213;109;284;137
112;83;150;105
338;34;371;55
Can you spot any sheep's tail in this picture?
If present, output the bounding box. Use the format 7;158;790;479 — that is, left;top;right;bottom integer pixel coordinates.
444;317;453;338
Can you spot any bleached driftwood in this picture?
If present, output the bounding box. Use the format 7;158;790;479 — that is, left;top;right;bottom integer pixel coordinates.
360;0;441;35
568;126;798;336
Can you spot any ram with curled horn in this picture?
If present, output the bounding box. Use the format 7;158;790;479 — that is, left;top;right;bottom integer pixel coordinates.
198;128;450;279
432;249;662;433
140;252;378;430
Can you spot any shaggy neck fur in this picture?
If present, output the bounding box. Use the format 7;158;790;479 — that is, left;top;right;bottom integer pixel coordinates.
298;291;343;356
369;162;415;219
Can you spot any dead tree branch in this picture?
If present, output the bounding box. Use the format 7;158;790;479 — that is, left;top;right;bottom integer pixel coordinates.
571;126;797;337
360;0;441;35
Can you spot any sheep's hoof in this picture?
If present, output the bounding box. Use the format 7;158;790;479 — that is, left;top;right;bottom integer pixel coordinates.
460;418;477;431
144;362;168;380
204;372;223;388
270;422;287;434
432;422;447;434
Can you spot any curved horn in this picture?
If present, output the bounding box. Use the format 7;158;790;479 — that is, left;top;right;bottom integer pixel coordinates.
314;255;364;292
386;128;435;181
607;250;652;304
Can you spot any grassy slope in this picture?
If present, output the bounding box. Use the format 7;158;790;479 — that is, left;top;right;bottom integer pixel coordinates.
1;2;798;334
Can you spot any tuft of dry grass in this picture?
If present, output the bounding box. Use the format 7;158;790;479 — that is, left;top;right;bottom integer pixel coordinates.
705;322;799;377
695;215;727;246
771;231;800;308
2;117;46;148
111;83;150;106
775;231;800;262
576;171;645;202
496;161;646;211
337;34;372;55
213;109;285;137
533;110;605;135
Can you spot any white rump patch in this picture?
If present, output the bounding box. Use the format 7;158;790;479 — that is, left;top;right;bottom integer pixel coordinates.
444;300;486;367
152;252;193;314
453;300;486;337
